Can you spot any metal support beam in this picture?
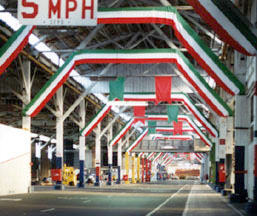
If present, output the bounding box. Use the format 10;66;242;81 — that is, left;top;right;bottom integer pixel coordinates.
79;100;86;188
55;86;64;190
116;124;122;184
121;128;137;147
59;64;113;123
20;59;31;131
107;125;113;185
94;123;101;186
181;11;222;45
76;24;104;50
99;107;127;138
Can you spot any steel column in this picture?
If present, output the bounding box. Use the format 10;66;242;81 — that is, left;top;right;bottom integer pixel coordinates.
78;100;86;187
231;96;249;201
116;139;122;184
55;87;64;190
107;125;113;186
22;59;31;132
94;123;101;186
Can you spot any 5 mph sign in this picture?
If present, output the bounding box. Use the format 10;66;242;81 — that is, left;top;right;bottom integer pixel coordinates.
18;0;98;26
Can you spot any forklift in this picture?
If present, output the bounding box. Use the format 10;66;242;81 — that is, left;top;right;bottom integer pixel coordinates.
62;164;77;186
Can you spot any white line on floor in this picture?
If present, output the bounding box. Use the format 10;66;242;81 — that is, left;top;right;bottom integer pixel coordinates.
182;181;195;216
40;208;55;213
107;195;113;198
206;185;244;216
145;184;188;216
83;200;91;204
0;198;22;202
225;202;245;216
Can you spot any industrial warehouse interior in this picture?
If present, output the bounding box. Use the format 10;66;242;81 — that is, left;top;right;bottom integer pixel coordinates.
0;0;256;215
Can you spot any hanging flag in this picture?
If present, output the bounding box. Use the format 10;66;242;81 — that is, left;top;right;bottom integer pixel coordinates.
134;106;146;124
109;77;125;101
167;105;179;123
155;76;172;104
148;121;156;134
173;121;183;135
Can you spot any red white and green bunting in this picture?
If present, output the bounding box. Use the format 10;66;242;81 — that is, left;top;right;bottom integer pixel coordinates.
98;6;244;95
138;152;144;158
160;153;169;163
195;153;203;160
23;49;232;118
141;114;213;147
142;153;149;158
195;157;202;163
165;156;174;166
126;129;148;152
124;92;218;137
162;155;173;166
109;118;134;147
194;153;203;163
152;135;193;141
187;0;257;56
166;158;174;166
152;152;164;163
147;152;156;160
1;7;244;95
80;104;111;137
178;115;212;147
0;25;35;75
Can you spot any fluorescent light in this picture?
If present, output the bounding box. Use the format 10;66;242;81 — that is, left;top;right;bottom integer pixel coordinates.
107;101;148;106
161;145;177;149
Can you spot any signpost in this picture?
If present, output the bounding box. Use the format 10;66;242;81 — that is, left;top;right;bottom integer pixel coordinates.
18;0;98;26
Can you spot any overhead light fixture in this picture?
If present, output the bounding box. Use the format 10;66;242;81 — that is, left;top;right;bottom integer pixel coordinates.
161;145;177;150
107;101;148;106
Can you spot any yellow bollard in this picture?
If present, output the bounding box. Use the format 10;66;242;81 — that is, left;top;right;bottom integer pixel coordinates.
137;156;141;183
132;154;136;184
125;152;130;184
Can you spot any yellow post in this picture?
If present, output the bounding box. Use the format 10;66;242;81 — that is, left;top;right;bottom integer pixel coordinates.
137;156;141;183
125;152;130;184
132;153;136;183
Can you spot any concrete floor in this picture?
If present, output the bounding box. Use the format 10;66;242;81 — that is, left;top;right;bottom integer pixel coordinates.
0;180;246;216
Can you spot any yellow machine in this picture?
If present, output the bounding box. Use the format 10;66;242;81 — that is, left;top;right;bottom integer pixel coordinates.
62;164;77;186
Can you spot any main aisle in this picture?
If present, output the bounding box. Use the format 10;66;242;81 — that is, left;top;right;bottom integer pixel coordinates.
0;180;245;216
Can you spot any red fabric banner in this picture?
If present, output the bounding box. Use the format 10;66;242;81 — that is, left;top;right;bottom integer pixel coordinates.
155;76;172;104
134;106;145;124
173;121;183;135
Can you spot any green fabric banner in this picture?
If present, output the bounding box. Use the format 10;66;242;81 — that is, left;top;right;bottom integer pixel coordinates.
109;77;125;101
148;121;156;134
167;105;179;123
